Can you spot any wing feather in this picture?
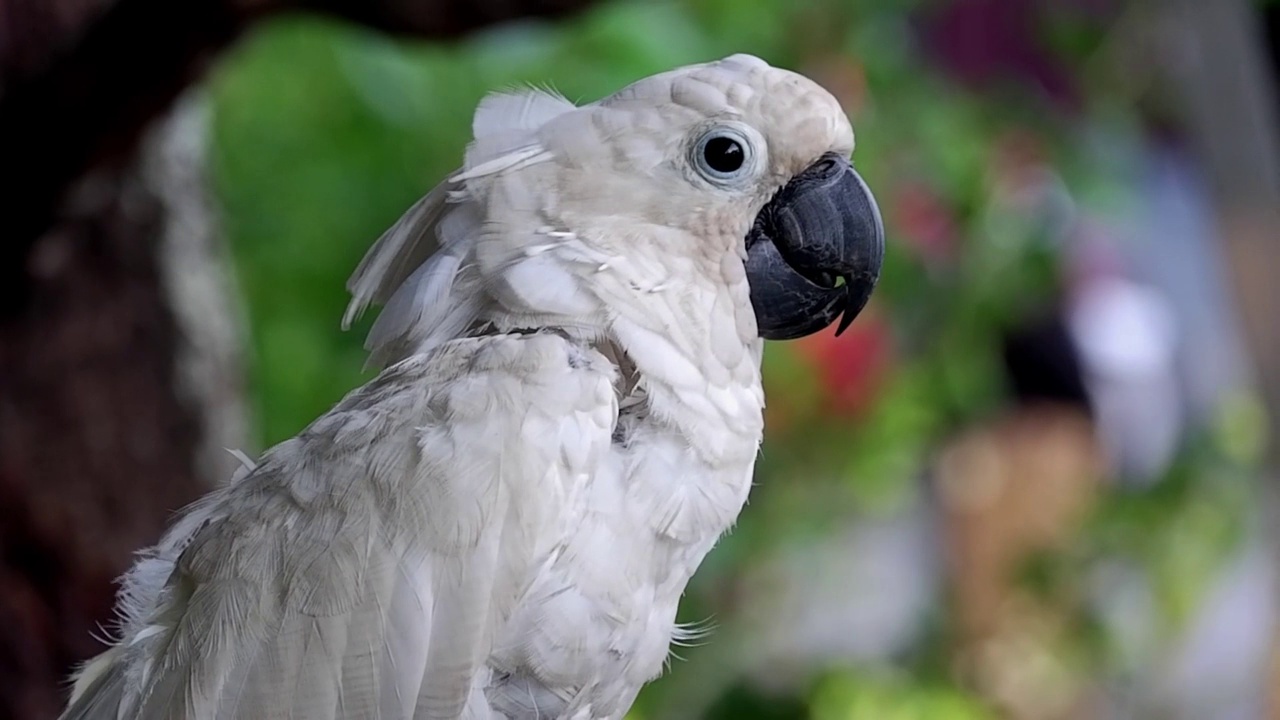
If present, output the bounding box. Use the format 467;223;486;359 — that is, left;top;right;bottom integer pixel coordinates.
60;658;128;720
61;334;616;720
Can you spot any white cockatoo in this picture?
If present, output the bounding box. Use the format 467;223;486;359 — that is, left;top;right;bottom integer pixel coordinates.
62;53;884;720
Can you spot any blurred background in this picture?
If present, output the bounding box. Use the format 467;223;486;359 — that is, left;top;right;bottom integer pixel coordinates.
3;0;1280;718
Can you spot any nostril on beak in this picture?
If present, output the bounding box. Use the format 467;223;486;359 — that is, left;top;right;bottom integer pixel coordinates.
810;151;852;180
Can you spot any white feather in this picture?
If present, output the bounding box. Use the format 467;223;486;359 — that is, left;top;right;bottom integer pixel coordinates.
344;86;577;368
344;184;453;330
64;54;859;720
468;86;576;167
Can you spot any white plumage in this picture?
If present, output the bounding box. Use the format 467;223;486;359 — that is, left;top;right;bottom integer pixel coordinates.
62;54;860;719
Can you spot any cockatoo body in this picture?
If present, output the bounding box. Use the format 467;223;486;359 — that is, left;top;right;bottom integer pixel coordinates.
62;54;884;720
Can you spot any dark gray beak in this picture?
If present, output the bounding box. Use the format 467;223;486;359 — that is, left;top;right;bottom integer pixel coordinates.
746;152;885;340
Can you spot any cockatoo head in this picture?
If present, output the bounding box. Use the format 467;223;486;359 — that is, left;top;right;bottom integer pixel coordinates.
345;54;884;365
577;53;885;340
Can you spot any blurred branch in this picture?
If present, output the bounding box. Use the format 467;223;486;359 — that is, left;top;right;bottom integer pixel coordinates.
148;93;253;488
1156;1;1280;716
0;0;597;309
1160;0;1280;418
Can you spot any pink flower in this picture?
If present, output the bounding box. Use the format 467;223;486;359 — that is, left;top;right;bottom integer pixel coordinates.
892;181;958;264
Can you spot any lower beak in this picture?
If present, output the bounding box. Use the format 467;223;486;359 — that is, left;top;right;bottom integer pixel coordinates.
745;152;885;340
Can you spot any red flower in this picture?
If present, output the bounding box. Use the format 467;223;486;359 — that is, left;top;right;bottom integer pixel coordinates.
794;308;892;418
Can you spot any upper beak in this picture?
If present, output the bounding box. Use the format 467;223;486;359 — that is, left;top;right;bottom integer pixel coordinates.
745;152;885;340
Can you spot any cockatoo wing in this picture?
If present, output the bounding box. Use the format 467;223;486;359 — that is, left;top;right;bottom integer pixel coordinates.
62;333;618;720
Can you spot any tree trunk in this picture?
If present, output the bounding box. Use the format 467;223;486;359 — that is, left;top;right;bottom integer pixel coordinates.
0;96;224;719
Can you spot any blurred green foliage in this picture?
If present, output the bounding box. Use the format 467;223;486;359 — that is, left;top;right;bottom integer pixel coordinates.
208;1;1261;716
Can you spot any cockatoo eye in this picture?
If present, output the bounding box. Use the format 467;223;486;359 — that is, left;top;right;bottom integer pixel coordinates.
692;127;756;185
703;136;744;173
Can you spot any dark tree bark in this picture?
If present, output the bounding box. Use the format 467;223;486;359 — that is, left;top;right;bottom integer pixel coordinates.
0;121;210;720
0;0;596;717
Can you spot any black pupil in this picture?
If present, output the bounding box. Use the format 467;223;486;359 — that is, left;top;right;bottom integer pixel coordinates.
703;136;744;173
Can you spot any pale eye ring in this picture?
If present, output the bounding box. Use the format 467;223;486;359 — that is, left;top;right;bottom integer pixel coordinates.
692;128;756;184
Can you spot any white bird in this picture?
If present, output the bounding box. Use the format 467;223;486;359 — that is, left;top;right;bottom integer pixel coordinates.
61;53;884;720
